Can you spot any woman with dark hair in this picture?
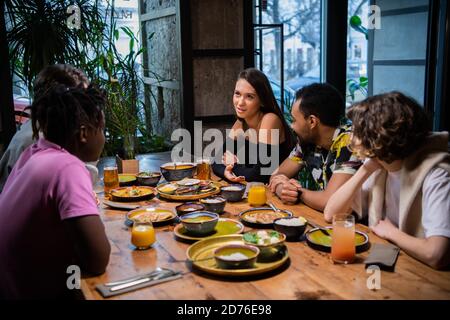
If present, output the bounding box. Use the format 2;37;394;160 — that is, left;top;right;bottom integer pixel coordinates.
212;68;294;183
324;91;450;269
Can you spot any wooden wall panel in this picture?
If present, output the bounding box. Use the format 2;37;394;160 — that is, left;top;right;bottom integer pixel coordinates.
190;0;244;49
193;57;243;117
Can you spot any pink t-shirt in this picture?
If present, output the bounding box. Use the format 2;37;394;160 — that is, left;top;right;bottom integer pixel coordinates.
0;138;99;298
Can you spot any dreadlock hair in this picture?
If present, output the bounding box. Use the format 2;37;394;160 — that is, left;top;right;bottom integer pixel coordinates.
33;64;89;101
31;84;106;149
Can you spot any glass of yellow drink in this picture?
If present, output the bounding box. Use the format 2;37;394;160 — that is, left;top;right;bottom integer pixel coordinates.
131;221;156;250
248;183;267;206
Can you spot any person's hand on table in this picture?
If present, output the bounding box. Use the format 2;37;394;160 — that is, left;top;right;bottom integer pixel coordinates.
268;174;289;193
224;164;246;183
370;218;398;241
222;151;238;166
276;180;302;204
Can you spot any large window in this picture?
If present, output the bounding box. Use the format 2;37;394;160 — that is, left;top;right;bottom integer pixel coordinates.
254;0;322;109
346;0;369;105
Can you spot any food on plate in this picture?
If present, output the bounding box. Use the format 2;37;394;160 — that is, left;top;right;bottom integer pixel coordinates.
137;172;161;178
158;183;178;194
243;230;283;246
175;185;199;195
132;209;174;223
182;215;215;223
201;197;226;204
274;217;307;226
217;252;249;261
111;186;153;198
243;210;286;224
221;185;245;191
177;178;200;186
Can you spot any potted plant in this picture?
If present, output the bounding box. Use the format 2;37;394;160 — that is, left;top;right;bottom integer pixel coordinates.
100;22;145;173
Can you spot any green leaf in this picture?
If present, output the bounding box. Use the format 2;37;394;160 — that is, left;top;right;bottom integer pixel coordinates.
243;233;258;244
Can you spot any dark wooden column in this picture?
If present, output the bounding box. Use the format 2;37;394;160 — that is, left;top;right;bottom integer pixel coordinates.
0;1;16;151
324;0;348;98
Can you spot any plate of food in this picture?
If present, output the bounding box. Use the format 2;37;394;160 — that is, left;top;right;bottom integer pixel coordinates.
242;230;287;262
126;206;177;227
186;234;289;277
156;179;221;201
173;218;244;242
239;207;293;228
110;186;155;202
305;227;370;253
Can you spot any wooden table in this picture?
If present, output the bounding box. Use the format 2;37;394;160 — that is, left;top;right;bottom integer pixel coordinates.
81;186;450;300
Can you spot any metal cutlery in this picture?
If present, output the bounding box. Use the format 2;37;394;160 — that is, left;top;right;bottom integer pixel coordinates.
307;221;331;237
104;267;164;287
108;268;180;292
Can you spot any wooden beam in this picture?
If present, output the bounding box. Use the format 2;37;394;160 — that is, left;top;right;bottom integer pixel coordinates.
143;77;180;90
140;7;176;22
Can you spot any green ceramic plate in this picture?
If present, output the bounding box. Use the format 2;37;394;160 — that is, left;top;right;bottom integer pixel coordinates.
306;227;370;253
174;218;244;242
186;235;289;277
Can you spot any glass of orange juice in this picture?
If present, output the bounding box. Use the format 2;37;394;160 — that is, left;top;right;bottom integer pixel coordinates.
131;220;156;250
103;166;119;194
331;214;355;264
248;183;267;206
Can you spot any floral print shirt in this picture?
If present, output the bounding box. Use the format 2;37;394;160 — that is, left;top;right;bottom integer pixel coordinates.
288;124;362;190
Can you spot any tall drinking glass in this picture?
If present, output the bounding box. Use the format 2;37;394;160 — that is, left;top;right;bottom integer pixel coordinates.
196;158;212;180
248;182;267;206
331;214;355;264
103;166;119;194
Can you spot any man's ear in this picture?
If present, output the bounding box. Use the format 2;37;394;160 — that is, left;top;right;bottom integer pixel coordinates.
79;125;88;144
309;115;320;129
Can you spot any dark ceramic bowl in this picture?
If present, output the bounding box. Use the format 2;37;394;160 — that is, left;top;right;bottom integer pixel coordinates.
214;244;259;269
200;196;226;214
175;202;205;216
136;172;161;186
118;174;137;186
220;184;246;202
160;162;196;182
243;229;286;262
273;216;308;242
179;211;219;235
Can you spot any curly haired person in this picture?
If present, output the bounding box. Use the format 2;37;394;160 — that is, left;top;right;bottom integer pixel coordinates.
324;92;450;269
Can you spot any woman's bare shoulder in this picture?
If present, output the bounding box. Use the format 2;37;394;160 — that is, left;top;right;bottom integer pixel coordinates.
260;113;283;130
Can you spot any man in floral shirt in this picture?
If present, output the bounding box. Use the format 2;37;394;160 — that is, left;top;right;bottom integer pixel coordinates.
269;83;362;211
